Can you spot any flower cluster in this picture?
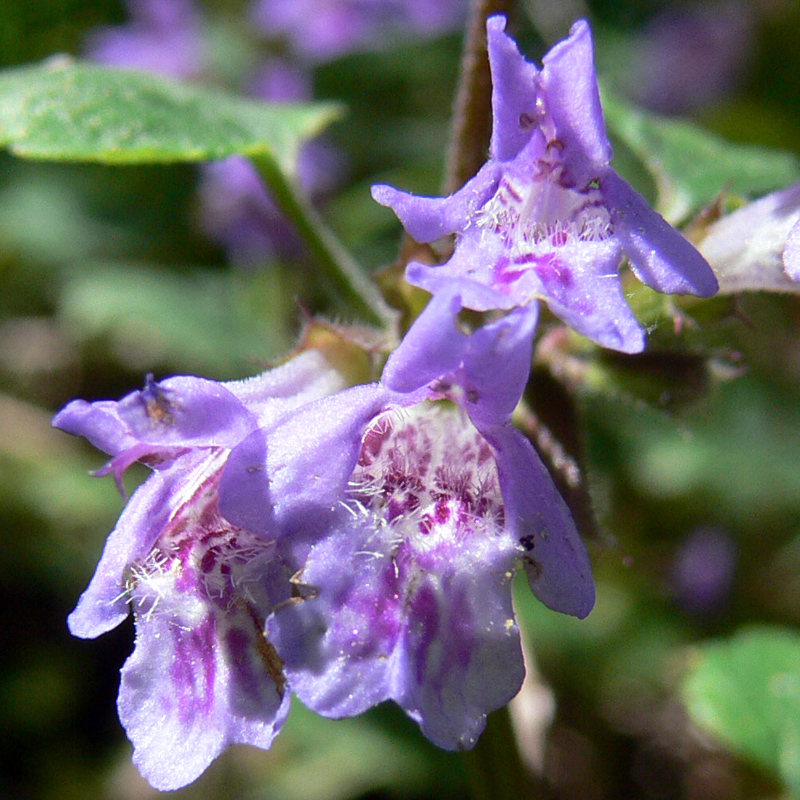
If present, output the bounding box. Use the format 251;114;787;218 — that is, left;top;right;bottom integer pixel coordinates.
58;16;718;791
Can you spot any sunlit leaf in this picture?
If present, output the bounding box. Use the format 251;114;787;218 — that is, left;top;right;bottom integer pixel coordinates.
0;57;340;172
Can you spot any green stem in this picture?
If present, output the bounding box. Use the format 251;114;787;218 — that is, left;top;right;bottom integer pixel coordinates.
462;706;549;800
251;154;396;329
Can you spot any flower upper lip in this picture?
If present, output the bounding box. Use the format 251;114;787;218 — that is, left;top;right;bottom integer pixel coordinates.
372;15;718;357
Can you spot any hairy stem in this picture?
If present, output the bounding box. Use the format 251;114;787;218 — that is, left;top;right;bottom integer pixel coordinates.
251;154;396;329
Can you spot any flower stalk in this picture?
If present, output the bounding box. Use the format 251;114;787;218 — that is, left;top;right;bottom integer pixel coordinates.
251;153;397;329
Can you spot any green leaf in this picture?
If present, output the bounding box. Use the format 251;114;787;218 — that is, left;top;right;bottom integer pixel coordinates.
682;626;800;796
0;58;396;326
0;56;340;171
59;261;295;377
602;88;800;223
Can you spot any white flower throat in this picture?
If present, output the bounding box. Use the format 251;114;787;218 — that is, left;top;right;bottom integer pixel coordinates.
349;405;506;556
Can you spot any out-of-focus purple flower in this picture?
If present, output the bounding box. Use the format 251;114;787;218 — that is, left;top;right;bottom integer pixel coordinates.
784;216;800;282
197;59;345;264
54;351;346;790
699;182;800;293
671;528;737;615
86;0;203;80
625;2;753;115
220;295;593;748
252;0;466;63
372;16;718;358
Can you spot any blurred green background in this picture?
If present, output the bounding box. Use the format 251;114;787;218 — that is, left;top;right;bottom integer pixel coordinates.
2;1;800;798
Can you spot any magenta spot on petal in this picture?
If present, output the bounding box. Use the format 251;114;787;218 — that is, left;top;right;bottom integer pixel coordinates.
200;549;217;575
170;614;217;724
359;420;393;466
387;497;405;521
408;583;440;685
535;255;573;290
176;564;198;593
434;501;450;524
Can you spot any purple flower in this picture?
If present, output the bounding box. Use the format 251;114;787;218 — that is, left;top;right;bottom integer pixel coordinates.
785;216;800;282
372;16;718;355
54;351;346;790
624;1;753;116
220;295;593;748
698;182;800;293
85;0;203;80
252;0;466;64
671;527;737;616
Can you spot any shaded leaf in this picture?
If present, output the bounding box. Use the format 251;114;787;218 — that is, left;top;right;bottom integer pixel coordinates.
59;261;295;377
602;88;800;223
683;626;800;796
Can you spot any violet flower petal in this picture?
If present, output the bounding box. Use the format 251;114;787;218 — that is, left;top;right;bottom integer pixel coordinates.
115;375;258;449
381;289;469;394
371;163;500;243
486;15;540;162
267;519;398;718
601;170;719;297
538;19;612;186
398;558;523;749
459;306;538;428
483;424;595;618
270;404;524;748
53;399;139;458
119;593;289;791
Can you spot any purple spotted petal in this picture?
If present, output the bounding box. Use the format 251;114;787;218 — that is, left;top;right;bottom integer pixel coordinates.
270;404;524;748
486;15;540;162
57;352;352;789
120;592;289;791
539;19;612;186
601;170;718;297
67;458;193;638
482;424;594;618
